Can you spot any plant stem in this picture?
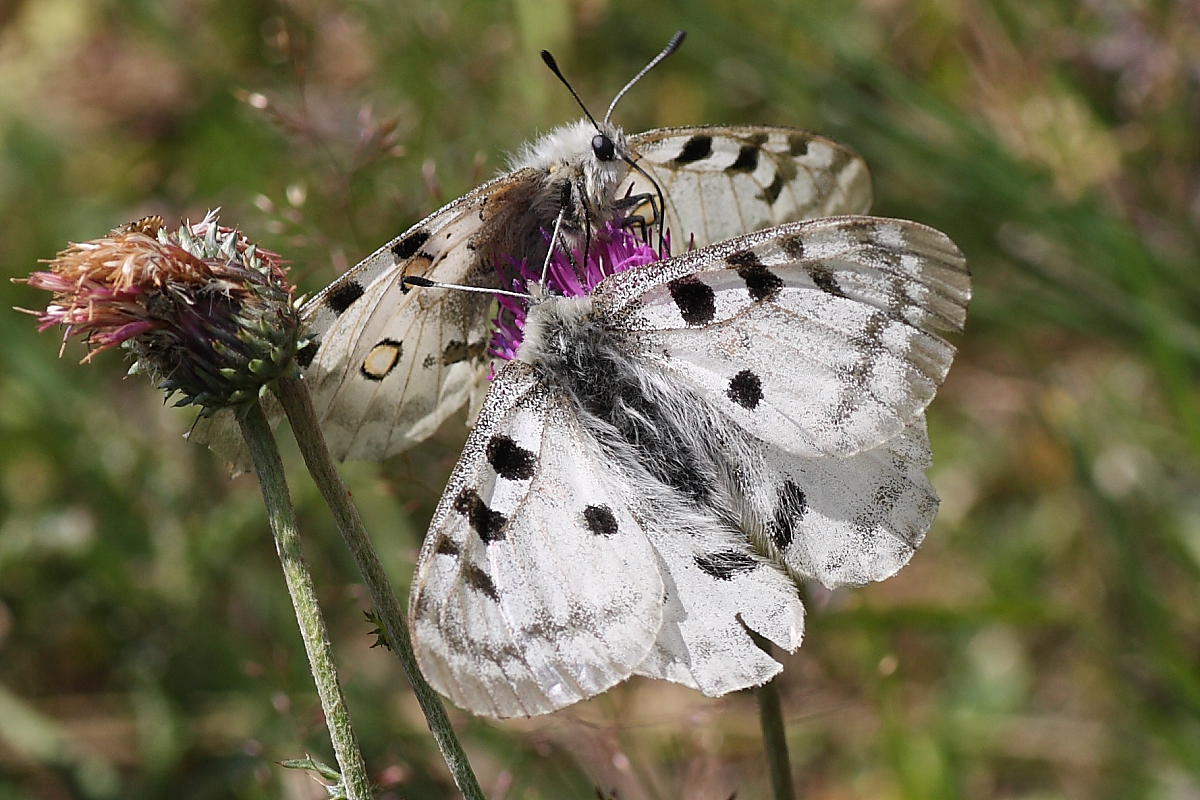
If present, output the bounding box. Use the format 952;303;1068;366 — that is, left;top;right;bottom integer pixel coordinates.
757;677;796;800
237;400;374;800
273;376;485;800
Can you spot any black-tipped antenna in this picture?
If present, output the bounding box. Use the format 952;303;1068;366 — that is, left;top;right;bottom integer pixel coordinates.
540;49;600;129
604;30;686;123
403;275;530;300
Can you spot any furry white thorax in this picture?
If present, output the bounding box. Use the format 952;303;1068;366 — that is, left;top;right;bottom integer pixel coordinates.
508;119;632;230
513;294;593;365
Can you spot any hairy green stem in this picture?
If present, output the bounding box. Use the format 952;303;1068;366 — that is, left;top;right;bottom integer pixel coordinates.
757;677;796;800
273;376;485;799
237;400;374;799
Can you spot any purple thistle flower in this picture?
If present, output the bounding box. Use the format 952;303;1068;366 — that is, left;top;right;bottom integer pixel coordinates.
487;221;669;364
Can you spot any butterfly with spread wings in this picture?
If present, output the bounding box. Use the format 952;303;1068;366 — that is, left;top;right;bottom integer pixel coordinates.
196;31;872;464
409;214;970;718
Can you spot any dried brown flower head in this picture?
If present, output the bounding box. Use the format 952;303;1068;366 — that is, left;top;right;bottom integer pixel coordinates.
17;211;304;415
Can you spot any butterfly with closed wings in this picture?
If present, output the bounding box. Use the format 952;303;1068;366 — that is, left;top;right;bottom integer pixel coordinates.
194;31;872;464
408;211;969;718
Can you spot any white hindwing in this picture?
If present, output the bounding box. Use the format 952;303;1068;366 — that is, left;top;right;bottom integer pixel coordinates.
629;498;807;696
409;360;664;718
750;418;939;589
595;215;970;457
622;126;872;249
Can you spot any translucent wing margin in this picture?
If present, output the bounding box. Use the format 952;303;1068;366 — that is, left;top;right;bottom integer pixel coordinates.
595;215;970;457
623;125;872;249
409;361;664;718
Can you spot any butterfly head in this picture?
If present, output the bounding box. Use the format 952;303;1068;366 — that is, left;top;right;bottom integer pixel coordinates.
530;33;684;237
513;119;632;231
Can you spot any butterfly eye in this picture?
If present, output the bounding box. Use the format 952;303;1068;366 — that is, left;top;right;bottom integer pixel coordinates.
591;134;616;162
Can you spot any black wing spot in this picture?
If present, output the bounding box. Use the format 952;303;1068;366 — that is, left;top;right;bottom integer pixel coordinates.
422;354;437;368
758;171;784;205
668;275;716;326
781;235;805;260
296;340;319;369
727;369;764;410
770;480;807;550
809;265;845;297
325;282;364;315
695;551;759;580
486;434;537;481
788;134;809;156
583;505;618;537
434;536;461;557
360;338;403;381
674;135;713;164
726;249;763;269
391;229;431;260
442;339;488;366
727;251;783;302
453;488;507;543
727;144;759;173
463;563;499;601
442;340;468;365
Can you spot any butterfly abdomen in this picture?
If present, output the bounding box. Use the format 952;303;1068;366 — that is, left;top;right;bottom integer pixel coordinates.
520;297;737;512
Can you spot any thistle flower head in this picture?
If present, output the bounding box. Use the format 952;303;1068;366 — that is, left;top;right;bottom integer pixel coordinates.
18;211;303;415
488;221;668;362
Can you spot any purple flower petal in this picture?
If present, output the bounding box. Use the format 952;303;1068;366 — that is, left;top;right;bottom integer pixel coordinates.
487;221;668;368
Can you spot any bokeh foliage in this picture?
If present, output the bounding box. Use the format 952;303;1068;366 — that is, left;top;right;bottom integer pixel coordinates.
2;1;1197;798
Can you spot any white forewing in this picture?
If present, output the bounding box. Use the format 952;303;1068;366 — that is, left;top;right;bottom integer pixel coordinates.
303;241;490;462
595;216;970;457
192;171;537;465
409;360;664;718
622;126;872;249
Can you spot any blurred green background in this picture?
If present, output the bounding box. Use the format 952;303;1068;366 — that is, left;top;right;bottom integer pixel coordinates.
2;1;1198;798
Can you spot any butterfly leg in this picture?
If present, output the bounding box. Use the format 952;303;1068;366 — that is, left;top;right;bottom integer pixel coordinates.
612;191;661;249
613;191;658;222
537;205;569;286
620;214;651;245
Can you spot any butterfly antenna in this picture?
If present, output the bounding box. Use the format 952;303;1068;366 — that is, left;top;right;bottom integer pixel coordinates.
402;275;531;300
604;30;686;123
540;49;600;130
